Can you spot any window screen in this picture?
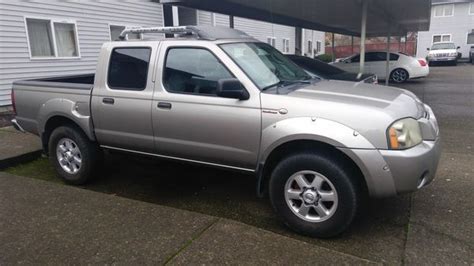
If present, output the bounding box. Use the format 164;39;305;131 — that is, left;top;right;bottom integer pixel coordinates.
108;47;151;90
468;31;474;44
163;48;233;96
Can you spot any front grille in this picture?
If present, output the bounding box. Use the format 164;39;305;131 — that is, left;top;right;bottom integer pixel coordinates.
435;53;449;57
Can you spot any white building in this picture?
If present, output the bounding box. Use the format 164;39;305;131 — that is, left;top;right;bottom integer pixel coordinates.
417;0;474;59
0;1;325;107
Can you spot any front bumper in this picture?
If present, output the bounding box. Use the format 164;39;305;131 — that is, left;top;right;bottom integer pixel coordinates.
428;56;457;62
379;138;441;194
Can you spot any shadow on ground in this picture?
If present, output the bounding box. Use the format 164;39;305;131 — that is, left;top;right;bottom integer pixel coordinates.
6;153;411;263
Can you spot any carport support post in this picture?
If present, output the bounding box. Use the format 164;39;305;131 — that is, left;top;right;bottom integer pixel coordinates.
385;29;391;86
331;33;335;62
358;0;368;79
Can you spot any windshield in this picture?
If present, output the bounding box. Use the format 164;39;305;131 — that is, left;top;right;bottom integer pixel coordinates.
220;42;311;90
431;43;456;50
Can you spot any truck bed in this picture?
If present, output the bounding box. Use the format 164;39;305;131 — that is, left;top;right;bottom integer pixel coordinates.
13;74;95;90
12;74;95;136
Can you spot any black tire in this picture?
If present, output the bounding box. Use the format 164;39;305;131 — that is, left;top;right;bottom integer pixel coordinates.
390;68;409;83
269;152;360;238
48;125;101;185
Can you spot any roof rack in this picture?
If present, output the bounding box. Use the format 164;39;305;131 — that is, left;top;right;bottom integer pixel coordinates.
118;25;253;41
118;26;197;40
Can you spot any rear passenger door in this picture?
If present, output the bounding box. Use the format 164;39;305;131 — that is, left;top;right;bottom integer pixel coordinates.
152;42;261;170
91;44;157;153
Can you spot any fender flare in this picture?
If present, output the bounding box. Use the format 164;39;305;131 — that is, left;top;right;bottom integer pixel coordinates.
37;98;95;141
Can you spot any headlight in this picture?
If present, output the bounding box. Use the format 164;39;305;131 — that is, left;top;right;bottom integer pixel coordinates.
449;52;457;57
387;118;422;149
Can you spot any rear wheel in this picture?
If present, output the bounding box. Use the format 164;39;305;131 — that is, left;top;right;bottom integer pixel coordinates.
269;152;360;238
390;68;409;83
48;125;101;185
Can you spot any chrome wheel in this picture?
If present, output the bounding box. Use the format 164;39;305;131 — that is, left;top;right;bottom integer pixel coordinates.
284;170;338;222
391;69;408;83
56;138;82;174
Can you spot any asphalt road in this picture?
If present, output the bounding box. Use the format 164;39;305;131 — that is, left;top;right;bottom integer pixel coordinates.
5;63;474;264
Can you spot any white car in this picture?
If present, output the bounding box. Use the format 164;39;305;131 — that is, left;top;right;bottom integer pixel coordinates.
332;51;429;83
426;42;460;66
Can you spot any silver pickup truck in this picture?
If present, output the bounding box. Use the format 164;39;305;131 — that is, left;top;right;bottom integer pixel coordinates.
11;26;441;238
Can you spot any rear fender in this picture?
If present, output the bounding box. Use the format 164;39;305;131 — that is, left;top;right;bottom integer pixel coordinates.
37;98;95;141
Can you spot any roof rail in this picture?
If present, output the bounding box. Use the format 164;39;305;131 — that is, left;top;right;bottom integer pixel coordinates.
118;26;197;40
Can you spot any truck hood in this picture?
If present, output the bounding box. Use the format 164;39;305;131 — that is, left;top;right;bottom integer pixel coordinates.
261;80;426;148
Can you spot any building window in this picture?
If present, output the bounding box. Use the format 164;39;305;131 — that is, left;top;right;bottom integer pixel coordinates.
307;40;313;55
432;34;451;43
316;41;321;54
109;25;140;41
108;47;151;91
25;18;79;59
282;38;290;53
433;4;454;17
267;37;276;47
468;30;474;44
470;3;474;15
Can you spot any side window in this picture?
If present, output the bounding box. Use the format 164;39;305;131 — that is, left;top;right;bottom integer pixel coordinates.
351;55;360;63
108;47;151;91
365;52;379;62
163;48;233;96
390;53;400;61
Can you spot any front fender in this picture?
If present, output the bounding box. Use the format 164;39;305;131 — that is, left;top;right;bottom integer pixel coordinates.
259;117;375;163
37;98;95;141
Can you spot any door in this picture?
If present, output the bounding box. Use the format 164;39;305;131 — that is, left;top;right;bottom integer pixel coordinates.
365;52;398;79
152;43;261;170
91;45;157;153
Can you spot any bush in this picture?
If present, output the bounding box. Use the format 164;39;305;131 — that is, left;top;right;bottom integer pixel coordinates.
316;53;333;62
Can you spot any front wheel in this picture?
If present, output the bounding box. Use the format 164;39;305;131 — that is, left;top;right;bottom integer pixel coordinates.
390;68;409;83
48;125;101;185
269;152;360;238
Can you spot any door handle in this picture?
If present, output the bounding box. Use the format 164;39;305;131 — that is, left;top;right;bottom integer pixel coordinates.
157;102;172;109
102;98;115;104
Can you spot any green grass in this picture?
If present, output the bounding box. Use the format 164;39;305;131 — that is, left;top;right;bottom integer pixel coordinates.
5;157;60;183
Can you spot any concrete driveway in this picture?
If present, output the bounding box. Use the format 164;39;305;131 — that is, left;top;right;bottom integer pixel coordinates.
2;64;473;264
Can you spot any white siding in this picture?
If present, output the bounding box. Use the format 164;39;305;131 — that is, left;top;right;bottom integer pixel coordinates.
197;11;230;27
234;17;295;54
302;29;326;57
417;2;474;58
0;0;164;106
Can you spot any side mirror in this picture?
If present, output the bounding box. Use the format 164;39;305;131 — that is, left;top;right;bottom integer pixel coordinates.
426;48;430;51
217;78;249;100
456;46;460;49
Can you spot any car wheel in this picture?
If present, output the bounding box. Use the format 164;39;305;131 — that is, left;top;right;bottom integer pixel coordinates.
269;152;360;238
48;125;101;185
390;68;409;83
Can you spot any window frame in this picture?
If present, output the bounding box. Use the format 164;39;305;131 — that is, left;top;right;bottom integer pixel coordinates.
24;16;81;60
307;40;313;55
266;36;276;47
106;46;152;91
161;46;238;97
432;33;452;44
433;4;454;17
282;38;290;53
470;2;474;15
316;41;322;54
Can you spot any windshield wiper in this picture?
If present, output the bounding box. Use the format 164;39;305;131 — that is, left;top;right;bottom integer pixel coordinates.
261;79;311;92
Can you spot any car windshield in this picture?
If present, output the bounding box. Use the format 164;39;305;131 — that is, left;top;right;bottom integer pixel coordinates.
431;43;456;50
220;42;311;90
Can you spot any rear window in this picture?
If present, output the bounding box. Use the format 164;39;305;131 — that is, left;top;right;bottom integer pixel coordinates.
108;47;151;90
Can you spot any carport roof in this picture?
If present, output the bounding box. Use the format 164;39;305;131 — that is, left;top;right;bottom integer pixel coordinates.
160;0;432;37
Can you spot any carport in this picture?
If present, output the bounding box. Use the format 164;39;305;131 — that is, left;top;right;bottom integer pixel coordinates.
161;0;431;85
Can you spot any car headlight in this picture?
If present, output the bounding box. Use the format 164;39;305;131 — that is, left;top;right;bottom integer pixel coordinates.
387;118;423;149
449;52;457;57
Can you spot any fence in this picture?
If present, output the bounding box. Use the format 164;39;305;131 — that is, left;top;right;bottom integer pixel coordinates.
325;41;417;58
